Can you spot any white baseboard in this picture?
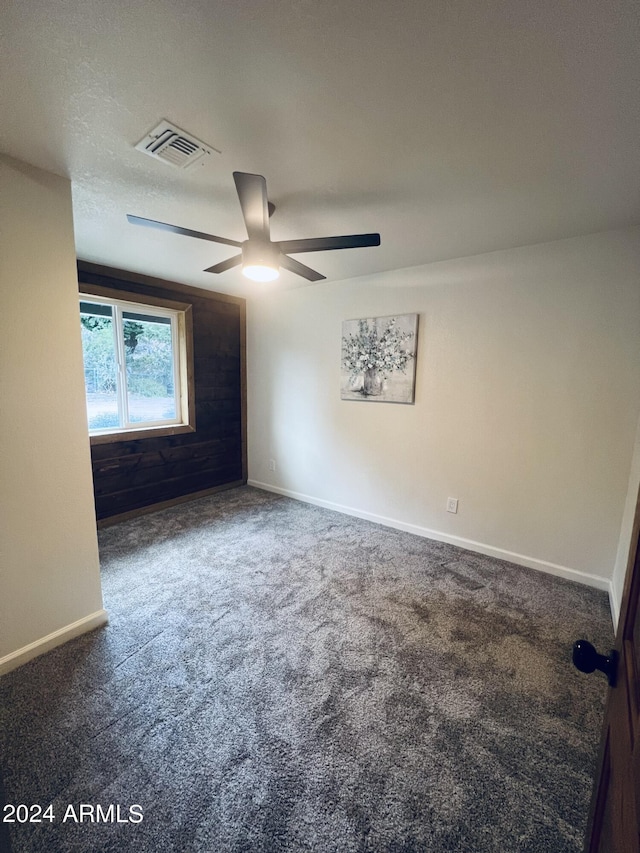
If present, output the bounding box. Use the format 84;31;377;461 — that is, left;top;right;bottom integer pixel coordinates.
249;480;613;600
0;609;109;677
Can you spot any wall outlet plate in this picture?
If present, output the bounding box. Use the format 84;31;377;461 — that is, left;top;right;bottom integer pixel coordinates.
447;497;458;513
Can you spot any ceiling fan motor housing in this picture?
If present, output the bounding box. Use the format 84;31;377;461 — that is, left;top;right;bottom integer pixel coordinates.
242;239;280;269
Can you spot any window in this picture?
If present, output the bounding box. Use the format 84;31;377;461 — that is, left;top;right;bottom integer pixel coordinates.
79;289;194;442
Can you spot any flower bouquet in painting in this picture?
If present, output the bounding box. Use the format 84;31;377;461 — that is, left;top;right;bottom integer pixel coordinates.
341;314;418;403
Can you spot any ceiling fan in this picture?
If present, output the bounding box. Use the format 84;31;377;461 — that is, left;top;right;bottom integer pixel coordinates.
127;171;380;283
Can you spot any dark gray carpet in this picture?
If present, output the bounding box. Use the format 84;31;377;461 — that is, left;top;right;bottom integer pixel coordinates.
1;486;612;852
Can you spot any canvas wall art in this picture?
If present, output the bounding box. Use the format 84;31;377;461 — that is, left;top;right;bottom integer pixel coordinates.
341;313;418;404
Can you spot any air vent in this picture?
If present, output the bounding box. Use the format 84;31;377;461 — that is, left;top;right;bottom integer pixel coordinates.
135;120;220;169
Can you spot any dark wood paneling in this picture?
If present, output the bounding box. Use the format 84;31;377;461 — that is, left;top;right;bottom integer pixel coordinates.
78;261;247;520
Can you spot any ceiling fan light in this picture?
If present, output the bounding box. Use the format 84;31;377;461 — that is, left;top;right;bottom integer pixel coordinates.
241;240;280;281
242;264;279;282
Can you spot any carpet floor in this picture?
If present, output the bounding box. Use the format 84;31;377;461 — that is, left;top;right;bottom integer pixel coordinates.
0;486;613;852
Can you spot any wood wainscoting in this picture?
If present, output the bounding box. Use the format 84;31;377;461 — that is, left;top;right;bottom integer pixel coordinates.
78;261;247;522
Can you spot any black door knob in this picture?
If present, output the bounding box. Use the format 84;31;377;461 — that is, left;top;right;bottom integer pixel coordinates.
572;640;617;687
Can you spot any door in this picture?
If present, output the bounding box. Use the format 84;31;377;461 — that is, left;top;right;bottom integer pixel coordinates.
583;491;640;852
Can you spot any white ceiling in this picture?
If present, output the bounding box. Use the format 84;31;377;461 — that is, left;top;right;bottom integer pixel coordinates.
2;0;639;297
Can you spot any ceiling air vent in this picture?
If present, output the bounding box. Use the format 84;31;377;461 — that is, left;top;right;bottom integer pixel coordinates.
135;120;220;169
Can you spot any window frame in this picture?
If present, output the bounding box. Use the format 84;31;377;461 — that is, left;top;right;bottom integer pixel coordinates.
79;284;196;445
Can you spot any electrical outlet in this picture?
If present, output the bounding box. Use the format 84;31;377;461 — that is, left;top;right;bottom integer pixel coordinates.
268;459;276;472
447;497;458;514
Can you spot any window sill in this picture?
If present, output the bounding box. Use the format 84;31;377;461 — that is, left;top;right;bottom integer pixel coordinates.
89;423;196;446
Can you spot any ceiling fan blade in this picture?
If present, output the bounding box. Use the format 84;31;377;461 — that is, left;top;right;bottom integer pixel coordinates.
280;254;326;282
127;215;242;248
233;172;270;241
203;254;243;274
277;233;381;254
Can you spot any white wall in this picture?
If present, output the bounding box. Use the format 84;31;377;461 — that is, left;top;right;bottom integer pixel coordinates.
247;229;640;591
0;155;106;673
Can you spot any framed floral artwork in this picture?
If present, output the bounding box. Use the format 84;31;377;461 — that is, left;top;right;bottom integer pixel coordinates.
341;313;418;403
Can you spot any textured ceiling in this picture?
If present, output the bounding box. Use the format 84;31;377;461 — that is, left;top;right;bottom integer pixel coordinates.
1;0;639;297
